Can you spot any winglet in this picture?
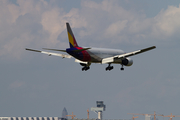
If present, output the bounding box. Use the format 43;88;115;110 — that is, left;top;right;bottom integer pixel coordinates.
140;46;156;52
25;48;41;52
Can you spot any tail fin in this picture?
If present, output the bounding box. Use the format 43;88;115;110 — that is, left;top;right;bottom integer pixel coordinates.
66;23;79;48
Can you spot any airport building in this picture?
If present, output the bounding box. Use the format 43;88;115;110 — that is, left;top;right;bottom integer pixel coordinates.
0;101;130;120
0;117;62;120
0;118;129;120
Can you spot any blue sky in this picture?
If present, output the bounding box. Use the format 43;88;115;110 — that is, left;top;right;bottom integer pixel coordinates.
1;0;180;120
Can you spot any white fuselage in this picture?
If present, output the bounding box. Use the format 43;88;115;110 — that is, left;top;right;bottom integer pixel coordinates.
86;47;125;63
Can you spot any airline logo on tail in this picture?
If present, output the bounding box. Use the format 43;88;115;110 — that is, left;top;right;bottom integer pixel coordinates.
66;23;78;48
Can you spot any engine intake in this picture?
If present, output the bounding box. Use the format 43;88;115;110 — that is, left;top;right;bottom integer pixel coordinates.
122;57;133;66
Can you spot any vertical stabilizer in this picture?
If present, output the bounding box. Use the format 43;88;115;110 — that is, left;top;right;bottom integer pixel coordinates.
66;23;79;48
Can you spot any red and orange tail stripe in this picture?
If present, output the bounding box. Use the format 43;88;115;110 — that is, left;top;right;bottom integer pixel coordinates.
66;23;79;48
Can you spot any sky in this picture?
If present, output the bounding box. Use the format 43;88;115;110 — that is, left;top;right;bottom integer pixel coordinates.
1;0;180;120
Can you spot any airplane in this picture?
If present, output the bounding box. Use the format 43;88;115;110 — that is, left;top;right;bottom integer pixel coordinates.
26;22;156;71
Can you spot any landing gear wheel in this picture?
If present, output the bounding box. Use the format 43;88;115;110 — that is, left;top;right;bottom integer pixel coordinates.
85;66;90;71
121;67;124;70
105;64;114;71
82;67;85;71
110;66;113;70
82;66;90;71
106;67;108;71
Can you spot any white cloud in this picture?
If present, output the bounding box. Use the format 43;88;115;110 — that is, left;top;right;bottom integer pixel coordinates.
41;8;66;44
80;1;180;45
152;5;180;39
1;0;180;59
41;7;87;44
0;0;48;58
105;20;128;37
9;80;26;89
0;0;79;59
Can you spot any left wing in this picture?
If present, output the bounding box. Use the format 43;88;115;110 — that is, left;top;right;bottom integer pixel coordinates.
102;46;156;64
25;48;72;58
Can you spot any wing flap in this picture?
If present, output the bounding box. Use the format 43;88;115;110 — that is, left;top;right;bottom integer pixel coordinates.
75;59;88;64
26;48;72;58
102;57;114;64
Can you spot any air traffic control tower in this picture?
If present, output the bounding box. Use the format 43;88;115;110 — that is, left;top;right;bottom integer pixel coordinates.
91;101;106;120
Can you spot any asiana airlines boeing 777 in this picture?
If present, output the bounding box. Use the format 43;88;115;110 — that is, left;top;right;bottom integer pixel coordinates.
26;23;156;71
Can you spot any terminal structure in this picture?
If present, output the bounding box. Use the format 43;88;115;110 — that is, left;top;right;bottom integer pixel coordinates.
91;101;106;120
0;101;131;120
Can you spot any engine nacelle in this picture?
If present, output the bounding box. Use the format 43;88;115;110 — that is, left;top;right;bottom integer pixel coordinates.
122;57;133;66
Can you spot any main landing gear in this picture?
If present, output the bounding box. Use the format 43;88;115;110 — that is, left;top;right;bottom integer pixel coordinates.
106;64;114;71
81;62;91;71
121;65;124;70
82;66;90;71
105;64;124;71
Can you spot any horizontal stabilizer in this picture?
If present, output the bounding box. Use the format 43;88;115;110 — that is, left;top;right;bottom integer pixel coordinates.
73;48;91;52
102;57;114;64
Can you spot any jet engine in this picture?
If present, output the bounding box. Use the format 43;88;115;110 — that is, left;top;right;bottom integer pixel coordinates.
122;57;133;66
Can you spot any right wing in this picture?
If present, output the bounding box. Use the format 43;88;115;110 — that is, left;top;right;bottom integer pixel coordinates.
116;46;156;58
102;46;156;64
25;48;72;58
